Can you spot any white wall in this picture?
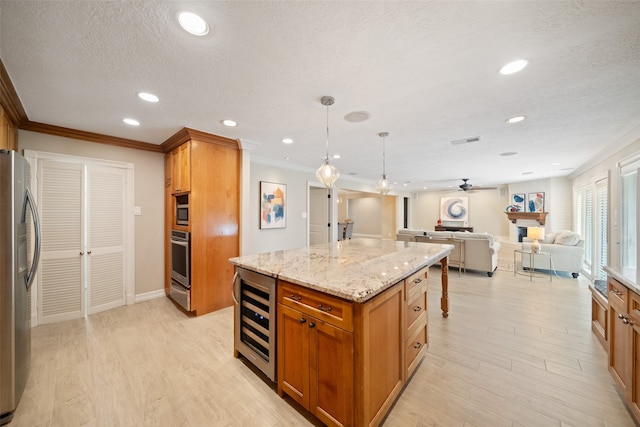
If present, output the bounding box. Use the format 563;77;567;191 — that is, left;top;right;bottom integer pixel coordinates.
18;130;165;297
348;197;381;237
507;177;573;241
410;188;510;238
243;162;315;255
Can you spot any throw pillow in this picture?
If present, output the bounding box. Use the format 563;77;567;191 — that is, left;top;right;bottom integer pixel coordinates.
554;230;581;246
542;232;556;244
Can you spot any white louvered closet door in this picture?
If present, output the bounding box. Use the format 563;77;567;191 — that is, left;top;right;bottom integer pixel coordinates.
37;159;127;324
86;164;125;315
37;160;85;324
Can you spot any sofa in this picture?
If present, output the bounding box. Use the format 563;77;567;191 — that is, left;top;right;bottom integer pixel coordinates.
521;230;584;278
397;229;501;277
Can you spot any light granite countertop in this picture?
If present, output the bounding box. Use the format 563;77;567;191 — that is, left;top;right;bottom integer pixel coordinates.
228;238;453;303
604;266;639;294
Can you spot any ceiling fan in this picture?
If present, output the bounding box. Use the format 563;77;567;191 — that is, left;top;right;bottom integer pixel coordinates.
458;178;497;192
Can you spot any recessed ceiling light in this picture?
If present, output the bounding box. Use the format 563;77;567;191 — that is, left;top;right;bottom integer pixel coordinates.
177;12;209;36
506;116;525;124
551;162;560;166
282;138;293;144
137;92;159;103
522;171;534;175
122;118;140;126
221;119;237;127
499;59;528;75
500;152;518;156
284;156;291;160
332;154;341;159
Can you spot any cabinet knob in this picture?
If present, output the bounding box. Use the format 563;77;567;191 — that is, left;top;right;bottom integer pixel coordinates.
413;342;422;349
79;251;84;255
619;313;625;319
299;318;306;324
308;322;316;328
413;306;422;312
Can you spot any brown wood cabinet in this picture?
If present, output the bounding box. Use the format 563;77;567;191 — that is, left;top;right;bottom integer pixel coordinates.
170;141;191;194
608;276;640;421
277;267;429;427
0;105;18;151
404;268;428;379
163;128;240;316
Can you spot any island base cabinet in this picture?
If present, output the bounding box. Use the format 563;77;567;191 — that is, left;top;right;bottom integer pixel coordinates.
278;303;354;427
278;280;410;427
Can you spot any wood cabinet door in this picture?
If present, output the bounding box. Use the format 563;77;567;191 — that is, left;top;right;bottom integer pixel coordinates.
631;323;640;420
170;142;191;193
309;320;354;427
278;304;310;408
609;303;632;397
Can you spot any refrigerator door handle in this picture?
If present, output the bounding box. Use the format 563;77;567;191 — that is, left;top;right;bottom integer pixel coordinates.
22;187;41;290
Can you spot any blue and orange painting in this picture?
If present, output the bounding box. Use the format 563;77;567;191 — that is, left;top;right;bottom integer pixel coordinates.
261;183;286;229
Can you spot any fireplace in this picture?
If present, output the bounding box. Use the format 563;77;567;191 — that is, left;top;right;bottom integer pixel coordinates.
517;226;527;242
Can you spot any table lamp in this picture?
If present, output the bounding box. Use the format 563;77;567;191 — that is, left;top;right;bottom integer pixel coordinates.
527;227;545;254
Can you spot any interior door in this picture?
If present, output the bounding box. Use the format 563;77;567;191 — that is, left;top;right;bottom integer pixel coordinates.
37;160;84;324
36;158;127;324
309;186;329;245
86;164;126;315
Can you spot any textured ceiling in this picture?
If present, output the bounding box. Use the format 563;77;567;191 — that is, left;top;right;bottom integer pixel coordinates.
1;1;639;192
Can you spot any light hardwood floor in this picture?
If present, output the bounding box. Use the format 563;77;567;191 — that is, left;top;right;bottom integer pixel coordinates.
11;267;635;426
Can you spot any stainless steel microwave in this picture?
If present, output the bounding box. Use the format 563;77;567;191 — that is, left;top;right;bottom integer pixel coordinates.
175;194;189;226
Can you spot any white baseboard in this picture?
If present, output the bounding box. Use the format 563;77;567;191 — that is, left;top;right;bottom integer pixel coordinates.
135;289;166;303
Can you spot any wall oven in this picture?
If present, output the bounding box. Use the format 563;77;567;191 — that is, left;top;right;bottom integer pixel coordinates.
233;267;276;382
170;230;190;311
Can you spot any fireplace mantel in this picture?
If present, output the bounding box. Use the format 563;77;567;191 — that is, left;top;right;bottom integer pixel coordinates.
504;212;547;225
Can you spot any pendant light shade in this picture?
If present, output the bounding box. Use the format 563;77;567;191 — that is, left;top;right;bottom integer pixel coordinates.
316;96;340;189
376;132;393;195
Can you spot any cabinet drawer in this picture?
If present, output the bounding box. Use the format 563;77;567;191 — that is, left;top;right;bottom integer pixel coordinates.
608;278;628;312
278;281;353;331
405;267;428;298
406;285;427;332
406;318;428;376
629;290;640;325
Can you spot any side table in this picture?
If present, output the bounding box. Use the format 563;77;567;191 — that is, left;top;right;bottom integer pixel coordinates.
513;249;552;281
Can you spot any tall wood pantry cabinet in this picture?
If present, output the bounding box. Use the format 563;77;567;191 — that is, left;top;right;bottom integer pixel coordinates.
163;128;240;316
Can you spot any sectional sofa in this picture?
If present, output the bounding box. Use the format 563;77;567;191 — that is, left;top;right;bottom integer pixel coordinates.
397;229;501;277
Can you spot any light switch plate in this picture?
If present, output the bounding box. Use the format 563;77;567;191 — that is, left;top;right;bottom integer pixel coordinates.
134;206;142;216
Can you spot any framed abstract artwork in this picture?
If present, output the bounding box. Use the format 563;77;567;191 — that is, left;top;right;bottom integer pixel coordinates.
527;192;545;212
440;196;469;222
260;181;286;229
511;193;526;212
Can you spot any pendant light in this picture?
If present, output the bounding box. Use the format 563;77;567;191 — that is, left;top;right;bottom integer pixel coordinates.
376;132;392;195
315;96;340;189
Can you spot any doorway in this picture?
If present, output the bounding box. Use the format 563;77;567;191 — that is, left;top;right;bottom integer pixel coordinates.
309;185;330;245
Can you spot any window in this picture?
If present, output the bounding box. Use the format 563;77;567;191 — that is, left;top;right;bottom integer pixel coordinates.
595;178;608;280
620;157;639;282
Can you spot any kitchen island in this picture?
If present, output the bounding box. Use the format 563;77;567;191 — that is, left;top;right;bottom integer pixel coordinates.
229;238;453;427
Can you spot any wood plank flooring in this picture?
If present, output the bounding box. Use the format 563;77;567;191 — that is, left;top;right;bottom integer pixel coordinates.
11;267;635;426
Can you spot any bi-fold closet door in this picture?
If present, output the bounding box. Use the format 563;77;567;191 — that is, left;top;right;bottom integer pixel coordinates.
36;158;128;324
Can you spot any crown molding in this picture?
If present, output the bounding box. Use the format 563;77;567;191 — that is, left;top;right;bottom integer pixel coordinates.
160;127;239;153
21;120;164;152
0;58;28;126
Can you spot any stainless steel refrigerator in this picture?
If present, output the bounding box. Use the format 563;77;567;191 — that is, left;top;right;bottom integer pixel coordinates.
0;150;41;425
